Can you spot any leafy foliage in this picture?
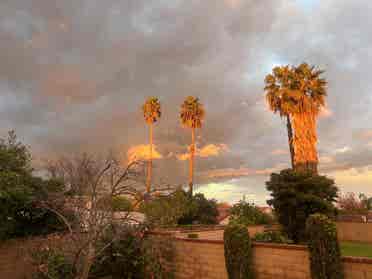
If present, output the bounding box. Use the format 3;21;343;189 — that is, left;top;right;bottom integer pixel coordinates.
179;96;205;129
92;226;146;279
266;169;338;243
252;231;293;244
306;214;344;279
264;63;328;173
229;200;273;226
178;193;218;225
142;190;218;226
92;225;175;279
0;131;67;240
32;247;75;279
264;63;327;116
112;196;132;211
142;97;161;124
338;192;372;214
224;224;254;279
141;189;191;226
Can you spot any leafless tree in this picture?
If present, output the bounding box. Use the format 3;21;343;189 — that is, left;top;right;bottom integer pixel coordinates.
40;152;173;279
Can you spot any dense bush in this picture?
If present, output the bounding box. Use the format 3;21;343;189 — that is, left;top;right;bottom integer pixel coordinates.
92;225;175;279
253;231;293;244
178;193;218;225
0;131;68;240
142;189;218;226
266;169;338;243
32;246;75;279
141;189;191;226
92;226;146;279
306;214;344;279
111;196;132;211
229;200;273;226
224;224;254;279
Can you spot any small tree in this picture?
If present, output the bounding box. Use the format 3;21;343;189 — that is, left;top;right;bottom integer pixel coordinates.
338;192;371;214
43;153;174;279
224;224;254;279
229;200;273;226
266;169;338;243
0;131;67;240
306;214;344;279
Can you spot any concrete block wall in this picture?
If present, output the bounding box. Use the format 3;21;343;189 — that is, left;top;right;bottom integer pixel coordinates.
149;232;372;279
337;222;372;243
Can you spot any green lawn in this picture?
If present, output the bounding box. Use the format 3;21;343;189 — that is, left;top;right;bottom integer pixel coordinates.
340;241;372;258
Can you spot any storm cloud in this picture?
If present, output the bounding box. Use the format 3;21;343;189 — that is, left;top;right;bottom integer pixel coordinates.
0;0;371;202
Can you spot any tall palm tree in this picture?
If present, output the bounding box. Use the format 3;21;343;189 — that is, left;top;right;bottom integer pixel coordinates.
142;97;161;194
180;96;205;195
264;63;327;173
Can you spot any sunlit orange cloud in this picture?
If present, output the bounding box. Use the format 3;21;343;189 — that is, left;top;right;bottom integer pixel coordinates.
271;149;288;156
127;144;163;163
319;156;334;164
176;144;229;161
224;0;241;9
360;130;372;140
319;106;333;118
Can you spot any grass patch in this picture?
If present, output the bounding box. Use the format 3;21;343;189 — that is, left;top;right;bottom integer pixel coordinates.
340;241;372;258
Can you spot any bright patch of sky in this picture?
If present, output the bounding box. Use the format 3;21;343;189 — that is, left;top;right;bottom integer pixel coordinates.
196;177;270;206
296;0;320;11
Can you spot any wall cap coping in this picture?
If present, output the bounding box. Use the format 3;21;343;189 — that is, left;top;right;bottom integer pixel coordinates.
342;256;372;264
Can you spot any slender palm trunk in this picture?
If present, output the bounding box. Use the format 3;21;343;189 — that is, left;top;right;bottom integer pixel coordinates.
292;112;318;174
286;115;295;169
146;124;153;194
189;128;195;195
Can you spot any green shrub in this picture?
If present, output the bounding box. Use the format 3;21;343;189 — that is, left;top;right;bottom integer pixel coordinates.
306;214;344;279
142;190;218;226
229;200;273;226
32;247;75;279
92;226;145;279
141;189;191;226
0;131;69;240
266;169;338;243
224;224;254;279
92;225;175;279
111;196;132;212
253;231;293;244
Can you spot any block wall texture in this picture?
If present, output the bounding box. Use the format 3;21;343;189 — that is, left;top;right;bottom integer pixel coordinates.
337;222;372;243
150;233;372;279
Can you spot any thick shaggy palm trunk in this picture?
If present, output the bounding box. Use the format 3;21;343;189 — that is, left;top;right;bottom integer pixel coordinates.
286;115;295;169
146;124;153;194
189;128;195;195
292;112;318;174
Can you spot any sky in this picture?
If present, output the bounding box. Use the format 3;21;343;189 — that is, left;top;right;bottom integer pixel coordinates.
0;0;371;205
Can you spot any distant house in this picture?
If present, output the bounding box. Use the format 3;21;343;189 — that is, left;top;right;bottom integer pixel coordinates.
217;203;231;225
257;206;273;215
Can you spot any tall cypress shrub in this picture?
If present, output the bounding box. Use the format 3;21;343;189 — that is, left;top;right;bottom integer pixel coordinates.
223;224;254;279
306;214;344;279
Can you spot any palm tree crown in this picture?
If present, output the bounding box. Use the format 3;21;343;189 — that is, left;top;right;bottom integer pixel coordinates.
265;63;327;116
142;97;161;124
180;96;205;129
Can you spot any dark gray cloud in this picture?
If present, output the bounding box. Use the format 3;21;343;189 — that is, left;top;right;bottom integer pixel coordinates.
0;0;371;198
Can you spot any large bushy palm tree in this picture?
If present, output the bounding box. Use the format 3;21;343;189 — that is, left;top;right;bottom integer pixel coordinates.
142;97;161;193
180;96;205;195
264;63;327;173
